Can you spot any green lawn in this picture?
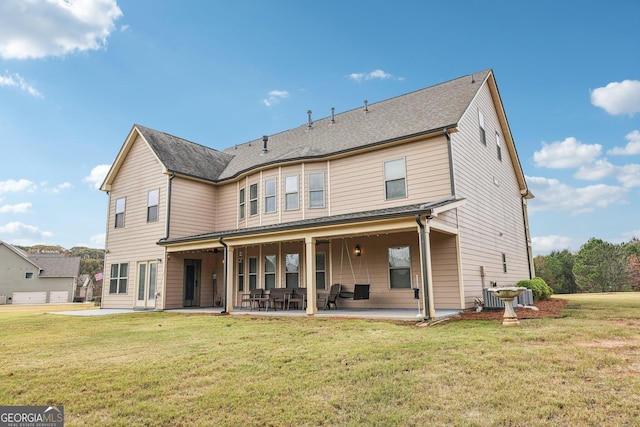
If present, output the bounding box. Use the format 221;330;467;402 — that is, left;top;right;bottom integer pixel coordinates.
1;294;639;426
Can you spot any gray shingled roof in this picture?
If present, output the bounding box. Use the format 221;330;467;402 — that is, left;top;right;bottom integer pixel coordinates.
29;255;80;278
135;69;490;183
135;125;234;182
218;69;490;180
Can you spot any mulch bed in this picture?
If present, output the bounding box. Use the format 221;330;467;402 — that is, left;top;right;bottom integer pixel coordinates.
455;298;568;321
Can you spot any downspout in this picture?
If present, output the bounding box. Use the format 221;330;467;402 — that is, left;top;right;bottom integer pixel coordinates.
521;191;534;279
445;128;456;197
415;214;432;321
219;237;228;314
165;172;176;239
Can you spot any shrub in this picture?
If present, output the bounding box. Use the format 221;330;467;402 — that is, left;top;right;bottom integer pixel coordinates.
517;277;553;301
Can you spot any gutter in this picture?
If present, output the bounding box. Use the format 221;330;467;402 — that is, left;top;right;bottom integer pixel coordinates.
415;214;432;321
219;237;228;314
165;172;176;239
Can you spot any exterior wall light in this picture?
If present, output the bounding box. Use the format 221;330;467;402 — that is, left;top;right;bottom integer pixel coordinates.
355;245;362;257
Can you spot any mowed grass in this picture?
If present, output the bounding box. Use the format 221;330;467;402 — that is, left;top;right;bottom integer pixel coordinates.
1;294;639;426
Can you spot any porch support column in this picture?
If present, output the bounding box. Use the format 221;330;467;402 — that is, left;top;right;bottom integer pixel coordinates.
416;215;436;320
305;236;317;315
224;245;235;314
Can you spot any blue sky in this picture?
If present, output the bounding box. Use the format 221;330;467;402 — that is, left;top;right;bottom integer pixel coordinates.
0;0;638;255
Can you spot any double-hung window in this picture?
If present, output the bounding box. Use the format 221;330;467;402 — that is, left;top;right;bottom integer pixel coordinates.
109;263;128;294
147;190;159;222
309;172;325;208
264;178;276;213
316;252;326;290
238;258;245;292
388;246;411;289
248;257;257;290
264;255;276;290
285;175;299;210
285;254;299;288
114;198;126;228
239;188;245;219
249;183;258;216
384;158;407;200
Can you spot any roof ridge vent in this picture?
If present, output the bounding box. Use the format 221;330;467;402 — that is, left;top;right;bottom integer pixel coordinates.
330;107;335;125
363;100;369;114
307;110;313;130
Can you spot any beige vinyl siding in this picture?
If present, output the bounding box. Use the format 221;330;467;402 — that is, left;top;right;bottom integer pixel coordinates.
102;135;167;309
430;232;462;309
453;82;530;307
330;136;452;216
169;177;215;238
216;183;237;231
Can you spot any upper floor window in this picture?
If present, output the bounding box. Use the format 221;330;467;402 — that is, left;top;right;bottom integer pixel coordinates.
496;132;502;161
115;198;126;228
147;190;159;222
384;158;407;200
109;263;128;294
249;183;258;216
479;110;486;145
25;272;34;279
285;175;299;211
388;246;411;289
264;178;276;213
239;187;245;219
309;172;325;208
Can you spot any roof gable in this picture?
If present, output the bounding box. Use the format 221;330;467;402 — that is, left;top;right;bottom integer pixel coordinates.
0;241;41;270
29;255;80;278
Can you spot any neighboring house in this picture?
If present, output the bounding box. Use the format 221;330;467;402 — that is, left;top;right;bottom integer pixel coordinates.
75;274;95;302
100;69;534;318
0;241;80;304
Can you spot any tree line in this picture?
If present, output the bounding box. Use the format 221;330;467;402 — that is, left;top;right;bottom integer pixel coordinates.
534;238;640;293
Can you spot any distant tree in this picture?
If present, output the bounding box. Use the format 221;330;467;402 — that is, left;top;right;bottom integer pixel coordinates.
535;249;576;294
626;255;640;291
573;238;628;292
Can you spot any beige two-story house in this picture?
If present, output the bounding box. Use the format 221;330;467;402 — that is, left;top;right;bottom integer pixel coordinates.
100;69;534;318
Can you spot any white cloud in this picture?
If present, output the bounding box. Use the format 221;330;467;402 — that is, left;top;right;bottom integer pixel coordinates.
50;182;73;193
0;179;36;194
83;164;111;189
0;202;32;214
608;130;640;155
262;90;289;107
0;72;43;97
574;159;616;181
531;235;574;256
0;221;53;241
617;164;640;188
348;69;400;82
90;233;105;247
591;80;640;116
527;176;627;215
0;0;123;60
533;137;601;169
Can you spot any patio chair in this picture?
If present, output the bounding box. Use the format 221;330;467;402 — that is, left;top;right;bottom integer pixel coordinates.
287;287;306;310
249;289;268;311
266;288;290;311
326;284;341;310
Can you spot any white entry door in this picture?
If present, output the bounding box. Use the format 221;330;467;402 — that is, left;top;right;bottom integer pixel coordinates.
135;261;157;308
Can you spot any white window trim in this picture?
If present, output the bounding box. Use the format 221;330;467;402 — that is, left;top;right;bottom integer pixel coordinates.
383;158;407;200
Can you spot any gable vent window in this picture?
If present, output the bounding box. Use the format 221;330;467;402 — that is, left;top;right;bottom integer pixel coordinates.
496;132;502;161
147;189;159;222
384;158;407;200
25;272;34;279
264;178;277;213
115;198;126;228
479;110;486;145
